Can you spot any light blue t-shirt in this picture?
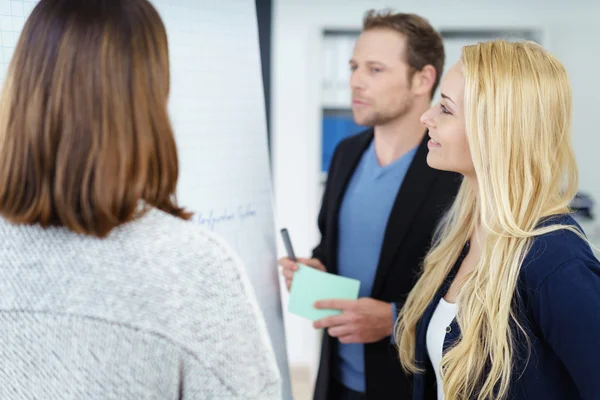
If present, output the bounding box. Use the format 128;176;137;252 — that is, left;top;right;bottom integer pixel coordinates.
335;139;417;392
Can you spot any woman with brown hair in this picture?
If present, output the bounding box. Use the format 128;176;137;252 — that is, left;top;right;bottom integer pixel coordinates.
0;0;280;398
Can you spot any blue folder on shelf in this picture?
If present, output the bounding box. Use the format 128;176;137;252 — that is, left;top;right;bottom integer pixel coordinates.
322;115;364;173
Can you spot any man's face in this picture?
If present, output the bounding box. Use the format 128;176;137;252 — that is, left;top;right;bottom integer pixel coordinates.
349;28;416;127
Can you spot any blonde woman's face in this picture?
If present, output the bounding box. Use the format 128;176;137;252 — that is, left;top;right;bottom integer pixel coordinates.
420;62;474;177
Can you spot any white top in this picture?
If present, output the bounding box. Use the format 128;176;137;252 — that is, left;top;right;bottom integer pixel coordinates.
426;297;458;400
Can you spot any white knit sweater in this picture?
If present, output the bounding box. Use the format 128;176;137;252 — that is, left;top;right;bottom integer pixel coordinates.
0;208;281;399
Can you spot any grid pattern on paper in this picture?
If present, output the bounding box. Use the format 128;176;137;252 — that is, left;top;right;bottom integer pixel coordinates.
0;0;37;86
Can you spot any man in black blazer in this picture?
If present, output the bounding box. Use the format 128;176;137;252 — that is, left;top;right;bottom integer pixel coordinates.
280;10;461;400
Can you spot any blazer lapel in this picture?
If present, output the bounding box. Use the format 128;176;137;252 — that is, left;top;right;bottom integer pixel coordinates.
370;132;439;296
413;247;466;395
328;129;373;274
415;292;442;368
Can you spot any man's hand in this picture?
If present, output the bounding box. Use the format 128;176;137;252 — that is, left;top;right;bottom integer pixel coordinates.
313;298;393;344
278;257;326;291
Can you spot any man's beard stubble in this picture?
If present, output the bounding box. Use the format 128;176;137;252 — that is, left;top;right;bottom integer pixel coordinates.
353;97;413;127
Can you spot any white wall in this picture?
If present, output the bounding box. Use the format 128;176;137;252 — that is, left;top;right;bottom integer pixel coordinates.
272;0;600;380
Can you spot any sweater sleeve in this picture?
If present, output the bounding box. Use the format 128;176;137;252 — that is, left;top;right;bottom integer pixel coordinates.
180;352;280;400
532;257;600;400
179;231;281;400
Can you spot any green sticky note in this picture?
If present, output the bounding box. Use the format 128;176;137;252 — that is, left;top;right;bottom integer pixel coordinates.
288;264;361;321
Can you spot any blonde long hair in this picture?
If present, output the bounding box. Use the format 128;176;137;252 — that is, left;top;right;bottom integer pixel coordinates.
396;40;582;399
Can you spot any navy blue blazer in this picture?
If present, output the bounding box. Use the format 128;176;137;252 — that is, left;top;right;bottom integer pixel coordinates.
413;215;600;400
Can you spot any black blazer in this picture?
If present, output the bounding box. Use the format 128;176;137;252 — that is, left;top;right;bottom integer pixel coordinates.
312;129;462;400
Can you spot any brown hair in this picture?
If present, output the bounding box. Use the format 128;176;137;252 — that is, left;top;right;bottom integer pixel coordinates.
363;9;445;97
0;0;191;238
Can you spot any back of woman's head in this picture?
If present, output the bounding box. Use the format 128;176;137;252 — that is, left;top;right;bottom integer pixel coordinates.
397;40;580;400
0;0;189;238
462;40;577;230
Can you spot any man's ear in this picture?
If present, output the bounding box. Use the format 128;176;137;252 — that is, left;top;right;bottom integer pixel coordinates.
411;65;436;97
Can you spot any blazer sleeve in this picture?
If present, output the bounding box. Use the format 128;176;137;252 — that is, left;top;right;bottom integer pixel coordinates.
311;142;343;268
532;257;600;399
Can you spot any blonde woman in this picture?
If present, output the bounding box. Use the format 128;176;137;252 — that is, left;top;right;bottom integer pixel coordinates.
396;40;600;400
